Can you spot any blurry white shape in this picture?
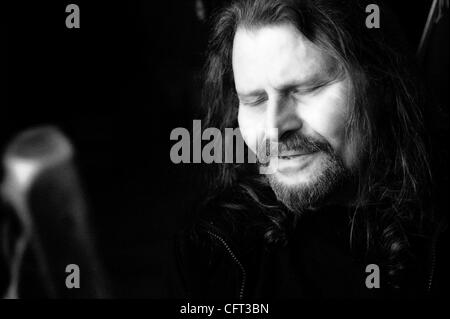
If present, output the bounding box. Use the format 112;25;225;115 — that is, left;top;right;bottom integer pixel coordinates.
195;0;206;21
3;125;73;167
1;126;73;212
0;126;74;299
4;159;40;195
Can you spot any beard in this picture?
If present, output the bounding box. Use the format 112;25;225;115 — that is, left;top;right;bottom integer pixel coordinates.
257;132;350;213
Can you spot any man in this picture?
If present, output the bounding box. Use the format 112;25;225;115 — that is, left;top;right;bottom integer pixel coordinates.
162;0;446;298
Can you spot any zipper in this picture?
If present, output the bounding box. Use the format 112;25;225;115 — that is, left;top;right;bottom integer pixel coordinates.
427;217;448;293
427;225;440;293
427;241;436;293
207;230;246;300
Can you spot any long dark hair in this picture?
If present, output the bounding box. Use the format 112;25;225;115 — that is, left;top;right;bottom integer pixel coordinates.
199;0;433;287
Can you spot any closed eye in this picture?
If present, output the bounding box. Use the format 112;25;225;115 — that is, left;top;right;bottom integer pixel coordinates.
291;66;345;97
291;79;335;96
240;96;268;107
291;83;325;96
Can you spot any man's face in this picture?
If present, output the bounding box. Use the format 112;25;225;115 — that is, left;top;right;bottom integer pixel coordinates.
232;24;359;210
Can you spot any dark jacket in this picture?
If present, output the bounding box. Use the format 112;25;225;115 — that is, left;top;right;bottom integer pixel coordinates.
160;204;447;299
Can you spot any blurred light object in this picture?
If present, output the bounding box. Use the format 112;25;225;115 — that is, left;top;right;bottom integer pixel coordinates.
1;126;107;298
195;0;206;21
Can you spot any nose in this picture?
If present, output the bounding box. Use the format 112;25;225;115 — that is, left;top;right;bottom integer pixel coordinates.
265;94;302;142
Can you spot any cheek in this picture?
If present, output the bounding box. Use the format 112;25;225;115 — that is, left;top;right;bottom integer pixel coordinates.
301;82;350;154
237;106;264;154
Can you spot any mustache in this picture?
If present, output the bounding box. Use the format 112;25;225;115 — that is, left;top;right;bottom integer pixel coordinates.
256;132;332;162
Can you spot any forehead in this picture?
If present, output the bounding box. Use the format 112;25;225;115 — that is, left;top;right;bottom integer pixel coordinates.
232;24;332;94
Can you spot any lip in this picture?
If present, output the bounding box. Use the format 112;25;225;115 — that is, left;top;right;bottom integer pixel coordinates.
275;151;318;174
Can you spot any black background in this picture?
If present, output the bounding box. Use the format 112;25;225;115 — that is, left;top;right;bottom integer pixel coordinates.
4;0;448;297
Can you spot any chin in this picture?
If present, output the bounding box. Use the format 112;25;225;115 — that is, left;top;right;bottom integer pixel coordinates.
271;153;327;187
272;169;314;188
265;153;349;212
